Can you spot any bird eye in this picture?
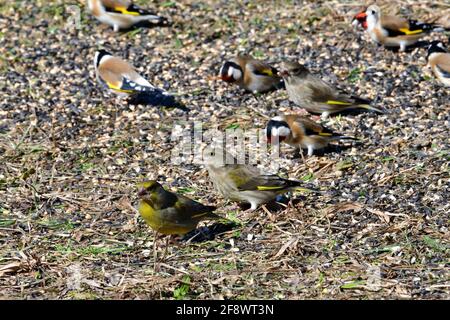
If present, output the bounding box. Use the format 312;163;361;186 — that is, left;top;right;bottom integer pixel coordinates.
371;10;375;15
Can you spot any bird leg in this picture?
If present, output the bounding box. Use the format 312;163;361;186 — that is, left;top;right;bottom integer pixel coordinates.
153;231;159;272
299;148;306;163
161;235;171;262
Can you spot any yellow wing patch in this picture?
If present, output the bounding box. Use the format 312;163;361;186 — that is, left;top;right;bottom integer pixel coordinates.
256;186;283;191
114;6;140;16
260;69;274;76
318;132;333;136
107;82;133;93
398;28;423;35
326;100;352;105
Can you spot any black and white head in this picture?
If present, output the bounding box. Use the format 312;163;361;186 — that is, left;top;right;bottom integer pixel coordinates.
219;60;243;83
427;41;447;59
94;49;112;69
266;116;291;144
365;5;380;28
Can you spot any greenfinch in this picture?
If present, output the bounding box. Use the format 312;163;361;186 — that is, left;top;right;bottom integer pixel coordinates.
280;61;383;118
205;149;317;210
137;180;223;235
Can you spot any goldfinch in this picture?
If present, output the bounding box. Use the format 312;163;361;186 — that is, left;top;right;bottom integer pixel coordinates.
219;55;284;93
205;148;317;210
94;50;188;111
87;0;168;32
427;41;450;87
137;181;224;235
265;114;357;156
352;8;445;32
362;5;446;52
280;61;382;118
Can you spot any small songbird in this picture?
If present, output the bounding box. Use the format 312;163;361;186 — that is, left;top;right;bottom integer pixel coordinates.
94;50;188;110
265;114;357;156
219;55;284;93
137;181;224;236
280;61;382;118
361;5;446;51
352;6;447;32
426;41;450;87
87;0;168;32
205;148;317;210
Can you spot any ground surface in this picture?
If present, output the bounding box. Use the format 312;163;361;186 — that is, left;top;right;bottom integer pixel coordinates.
0;0;449;299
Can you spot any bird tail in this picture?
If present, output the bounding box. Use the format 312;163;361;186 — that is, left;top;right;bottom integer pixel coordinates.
357;104;385;114
332;135;358;141
408;20;449;32
348;95;384;113
351;95;371;105
132;17;171;28
128;91;189;112
284;180;321;194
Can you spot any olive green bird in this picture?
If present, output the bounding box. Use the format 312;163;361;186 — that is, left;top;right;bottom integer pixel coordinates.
137;180;224;235
280;61;383;118
205;149;317;210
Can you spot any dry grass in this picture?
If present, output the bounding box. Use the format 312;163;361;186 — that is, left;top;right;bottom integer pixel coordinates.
0;0;449;299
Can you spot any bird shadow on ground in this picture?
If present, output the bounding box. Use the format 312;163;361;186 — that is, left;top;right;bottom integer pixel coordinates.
332;108;386;117
292;143;359;158
127;20;173;31
382;40;430;53
182;196;303;243
181;221;238;243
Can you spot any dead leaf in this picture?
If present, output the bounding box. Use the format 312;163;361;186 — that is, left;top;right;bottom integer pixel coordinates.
0;261;23;276
273;237;299;258
324;202;363;217
366;208;391;223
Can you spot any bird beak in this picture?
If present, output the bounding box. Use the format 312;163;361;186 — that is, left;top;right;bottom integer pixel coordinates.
352;12;367;29
137;188;147;197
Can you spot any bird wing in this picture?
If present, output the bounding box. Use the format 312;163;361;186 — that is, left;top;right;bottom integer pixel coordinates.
102;0;131;8
237;174;301;192
175;194;217;219
119;77;156;92
381;16;425;36
103;0;157;16
305;75;370;106
381;15;410;31
247;60;279;78
293;116;335;137
306;76;346;105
